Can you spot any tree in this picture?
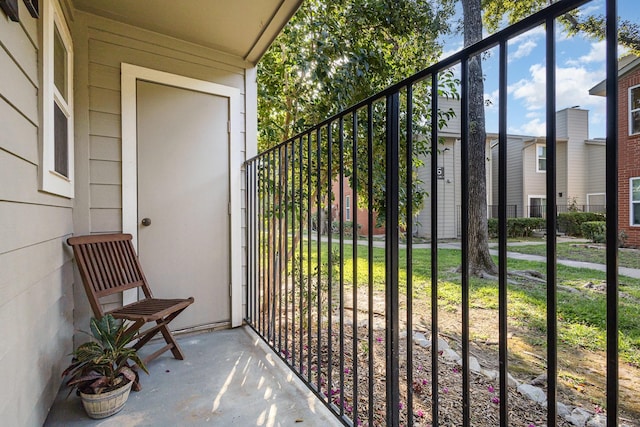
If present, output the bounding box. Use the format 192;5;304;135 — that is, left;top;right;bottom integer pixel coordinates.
461;0;499;275
258;0;457;149
257;0;460;234
256;0;459;337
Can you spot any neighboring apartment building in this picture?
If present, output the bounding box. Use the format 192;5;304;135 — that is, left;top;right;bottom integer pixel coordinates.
490;107;606;220
414;100;605;239
0;1;301;424
590;54;640;247
331;178;386;236
415;97;493;239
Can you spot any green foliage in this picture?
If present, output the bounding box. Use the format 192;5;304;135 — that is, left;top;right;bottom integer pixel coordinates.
488;217;546;238
567;197;580;213
581;221;606;243
331;220;362;237
619;230;629;248
257;0;459;230
258;0;457;147
557;212;606;237
482;0;640;54
62;315;148;395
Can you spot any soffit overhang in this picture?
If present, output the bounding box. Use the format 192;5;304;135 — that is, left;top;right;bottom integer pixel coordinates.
72;0;303;65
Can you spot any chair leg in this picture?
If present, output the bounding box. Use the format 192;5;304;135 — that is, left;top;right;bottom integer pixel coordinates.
133;324;164;351
119;308;189;363
158;323;185;359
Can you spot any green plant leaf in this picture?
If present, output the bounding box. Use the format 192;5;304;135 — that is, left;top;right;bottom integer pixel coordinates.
64;314;149;394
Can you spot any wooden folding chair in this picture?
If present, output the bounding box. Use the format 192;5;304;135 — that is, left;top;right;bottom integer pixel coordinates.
67;233;194;364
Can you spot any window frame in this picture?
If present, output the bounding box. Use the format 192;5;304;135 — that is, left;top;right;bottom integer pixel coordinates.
528;195;547;218
631;177;640;227
41;0;74;198
535;143;546;173
345;195;351;221
629;84;640;136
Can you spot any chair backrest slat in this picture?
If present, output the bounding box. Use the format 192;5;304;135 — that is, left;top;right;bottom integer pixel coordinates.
100;242;125;288
106;241;125;285
67;234;148;316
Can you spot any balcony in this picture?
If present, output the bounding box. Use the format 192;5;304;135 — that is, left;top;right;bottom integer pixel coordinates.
46;0;630;426
45;327;341;426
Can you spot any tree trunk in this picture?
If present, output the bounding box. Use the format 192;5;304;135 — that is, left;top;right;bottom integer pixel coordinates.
462;0;498;275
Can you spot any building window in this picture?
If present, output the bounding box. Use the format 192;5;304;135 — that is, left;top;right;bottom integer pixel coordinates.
536;144;546;172
630;85;640;135
345;195;351;221
632;178;640;226
529;196;546;218
41;0;74;197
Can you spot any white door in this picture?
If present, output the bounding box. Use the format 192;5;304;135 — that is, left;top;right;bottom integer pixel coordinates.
136;80;230;331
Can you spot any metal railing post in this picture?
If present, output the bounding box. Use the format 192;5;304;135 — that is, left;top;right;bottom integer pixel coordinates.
385;91;400;427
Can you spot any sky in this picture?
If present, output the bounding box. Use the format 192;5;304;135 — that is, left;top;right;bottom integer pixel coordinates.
436;0;639;139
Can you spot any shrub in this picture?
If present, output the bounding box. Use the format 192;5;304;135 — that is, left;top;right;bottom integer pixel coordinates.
581;221;606;242
488;217;546;238
619;230;628;247
331;220;362;237
557;212;605;236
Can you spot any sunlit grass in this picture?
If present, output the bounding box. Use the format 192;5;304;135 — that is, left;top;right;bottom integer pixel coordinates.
281;238;640;365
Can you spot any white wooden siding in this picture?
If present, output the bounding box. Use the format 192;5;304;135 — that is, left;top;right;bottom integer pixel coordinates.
0;3;74;425
491;136;526;217
90;135;121;161
586;142;606;195
0;97;38;163
558;108;589;204
556;141;568;206
415;138;462;239
0;44;38;122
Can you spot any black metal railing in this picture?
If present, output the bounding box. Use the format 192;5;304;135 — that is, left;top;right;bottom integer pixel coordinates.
525;204;607;218
245;0;619;425
488;204;518;219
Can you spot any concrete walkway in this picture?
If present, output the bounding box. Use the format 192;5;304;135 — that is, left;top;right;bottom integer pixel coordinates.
487;248;640;279
45;327;341;427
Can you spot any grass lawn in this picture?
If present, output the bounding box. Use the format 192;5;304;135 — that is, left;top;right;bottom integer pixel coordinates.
277;237;640;416
506;241;640;270
300;240;640;366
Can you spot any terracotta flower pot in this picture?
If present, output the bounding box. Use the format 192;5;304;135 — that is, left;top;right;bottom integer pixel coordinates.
79;380;133;419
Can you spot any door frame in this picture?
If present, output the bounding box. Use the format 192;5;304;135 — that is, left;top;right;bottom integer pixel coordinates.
121;63;243;327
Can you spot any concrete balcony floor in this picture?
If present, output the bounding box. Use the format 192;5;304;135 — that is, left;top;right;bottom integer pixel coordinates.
45;327;341;426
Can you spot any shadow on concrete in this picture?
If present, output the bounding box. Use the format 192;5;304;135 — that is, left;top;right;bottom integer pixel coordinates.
45;326;340;426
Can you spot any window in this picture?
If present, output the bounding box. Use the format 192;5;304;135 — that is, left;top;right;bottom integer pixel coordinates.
41;0;74;197
345;195;351;221
632;178;640;226
536;144;546;172
529;196;546;218
630;85;640;135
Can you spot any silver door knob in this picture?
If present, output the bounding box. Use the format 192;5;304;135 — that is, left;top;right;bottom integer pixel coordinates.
141;218;152;226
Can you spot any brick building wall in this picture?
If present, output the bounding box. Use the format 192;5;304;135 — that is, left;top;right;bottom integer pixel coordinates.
619;68;640;247
331;179;386;236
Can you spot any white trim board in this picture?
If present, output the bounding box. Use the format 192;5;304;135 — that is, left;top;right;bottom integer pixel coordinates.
121;63;243;327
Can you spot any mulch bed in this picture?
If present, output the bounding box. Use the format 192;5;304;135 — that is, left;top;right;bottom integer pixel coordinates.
272;322;578;427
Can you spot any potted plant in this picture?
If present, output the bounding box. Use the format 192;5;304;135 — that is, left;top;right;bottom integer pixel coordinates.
62;314;148;419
